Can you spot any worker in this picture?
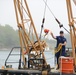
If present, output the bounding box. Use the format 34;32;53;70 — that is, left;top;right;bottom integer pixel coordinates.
50;30;67;69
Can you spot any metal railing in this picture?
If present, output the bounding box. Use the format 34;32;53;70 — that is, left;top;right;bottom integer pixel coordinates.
4;47;23;69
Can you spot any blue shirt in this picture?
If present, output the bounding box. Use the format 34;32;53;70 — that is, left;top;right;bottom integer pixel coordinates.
56;36;67;56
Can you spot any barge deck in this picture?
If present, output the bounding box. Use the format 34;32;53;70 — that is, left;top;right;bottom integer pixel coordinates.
0;69;76;75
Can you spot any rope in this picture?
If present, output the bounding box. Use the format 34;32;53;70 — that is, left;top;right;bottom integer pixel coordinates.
45;43;62;55
55;44;62;54
42;44;62;61
43;0;70;34
39;0;47;39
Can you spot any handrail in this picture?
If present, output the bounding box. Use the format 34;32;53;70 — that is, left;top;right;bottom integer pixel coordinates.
4;47;23;69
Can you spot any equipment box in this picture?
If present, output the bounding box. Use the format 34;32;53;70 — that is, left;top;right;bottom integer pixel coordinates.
59;57;74;73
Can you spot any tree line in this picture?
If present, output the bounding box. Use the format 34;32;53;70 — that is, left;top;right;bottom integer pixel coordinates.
0;24;19;49
0;24;71;49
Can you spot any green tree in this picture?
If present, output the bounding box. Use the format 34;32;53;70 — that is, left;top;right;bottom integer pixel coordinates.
0;24;20;48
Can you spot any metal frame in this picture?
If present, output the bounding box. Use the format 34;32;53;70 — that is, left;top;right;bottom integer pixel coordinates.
66;0;76;69
13;0;47;69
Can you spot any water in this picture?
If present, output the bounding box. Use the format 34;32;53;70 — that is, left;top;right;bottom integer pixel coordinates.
0;49;55;69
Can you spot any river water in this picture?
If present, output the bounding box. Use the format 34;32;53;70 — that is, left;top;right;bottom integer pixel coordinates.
0;49;55;69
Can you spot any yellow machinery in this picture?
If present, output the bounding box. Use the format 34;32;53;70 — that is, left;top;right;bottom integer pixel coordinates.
66;0;76;70
13;0;50;70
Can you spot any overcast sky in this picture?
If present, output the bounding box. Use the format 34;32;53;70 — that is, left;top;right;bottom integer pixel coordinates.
0;0;76;38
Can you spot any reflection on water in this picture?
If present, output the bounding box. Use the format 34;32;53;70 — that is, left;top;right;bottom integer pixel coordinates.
0;49;55;69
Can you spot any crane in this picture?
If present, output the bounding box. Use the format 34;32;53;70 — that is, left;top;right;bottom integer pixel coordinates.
13;0;50;70
66;0;76;71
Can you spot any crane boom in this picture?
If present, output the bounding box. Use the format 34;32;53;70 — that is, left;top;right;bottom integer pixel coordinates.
66;0;76;69
13;0;47;69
